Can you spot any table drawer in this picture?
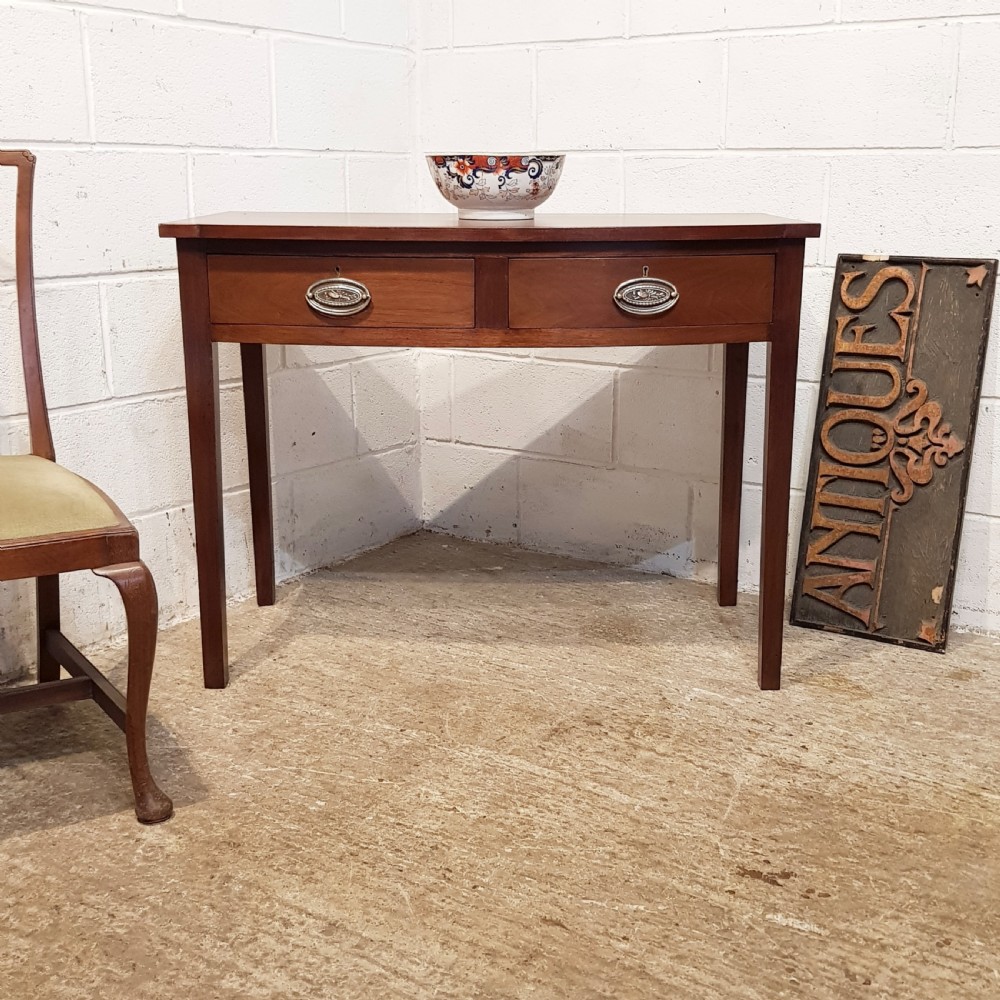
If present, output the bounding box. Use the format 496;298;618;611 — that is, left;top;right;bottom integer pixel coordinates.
208;255;475;328
508;255;775;329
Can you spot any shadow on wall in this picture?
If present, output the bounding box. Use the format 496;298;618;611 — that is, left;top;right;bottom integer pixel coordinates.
251;342;735;587
420;344;741;581
265;347;421;582
0;348;422;683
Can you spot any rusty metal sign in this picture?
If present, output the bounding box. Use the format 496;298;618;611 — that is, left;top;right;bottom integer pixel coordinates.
790;255;997;651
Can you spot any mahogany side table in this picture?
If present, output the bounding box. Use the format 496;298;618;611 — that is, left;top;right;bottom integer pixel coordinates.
159;213;820;691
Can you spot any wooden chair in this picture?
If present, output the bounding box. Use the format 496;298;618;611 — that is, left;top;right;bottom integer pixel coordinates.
0;150;172;824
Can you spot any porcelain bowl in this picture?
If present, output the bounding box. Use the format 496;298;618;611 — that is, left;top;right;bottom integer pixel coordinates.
426;153;566;220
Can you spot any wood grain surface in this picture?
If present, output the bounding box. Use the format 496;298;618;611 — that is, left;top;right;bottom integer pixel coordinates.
208;255;475;328
508;254;775;329
160;211;822;242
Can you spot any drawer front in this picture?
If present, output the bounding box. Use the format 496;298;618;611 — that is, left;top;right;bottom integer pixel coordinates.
508;255;775;329
208;255;475;328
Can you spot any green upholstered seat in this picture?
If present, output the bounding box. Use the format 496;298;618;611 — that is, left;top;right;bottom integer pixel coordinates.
0;455;120;542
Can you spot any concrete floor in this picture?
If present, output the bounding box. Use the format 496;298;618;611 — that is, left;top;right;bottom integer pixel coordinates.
1;531;998;999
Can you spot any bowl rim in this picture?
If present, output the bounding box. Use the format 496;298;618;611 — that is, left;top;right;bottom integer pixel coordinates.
425;152;566;160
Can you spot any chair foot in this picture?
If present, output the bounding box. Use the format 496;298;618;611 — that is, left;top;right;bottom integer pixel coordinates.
135;786;175;824
94;561;173;824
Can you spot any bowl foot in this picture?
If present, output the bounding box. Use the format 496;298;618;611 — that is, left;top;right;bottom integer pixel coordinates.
457;208;534;221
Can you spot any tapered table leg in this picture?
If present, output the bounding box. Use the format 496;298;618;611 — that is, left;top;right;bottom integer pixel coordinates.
718;342;749;607
758;242;805;690
179;244;229;689
240;343;276;607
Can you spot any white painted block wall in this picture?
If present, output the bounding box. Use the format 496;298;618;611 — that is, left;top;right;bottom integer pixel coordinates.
4;1;1000;683
0;0;420;679
416;0;1000;636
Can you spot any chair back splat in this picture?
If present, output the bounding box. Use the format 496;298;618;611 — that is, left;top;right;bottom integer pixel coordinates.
2;149;54;462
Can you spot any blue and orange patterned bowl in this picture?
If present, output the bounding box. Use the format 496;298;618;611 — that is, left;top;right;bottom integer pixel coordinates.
426;153;566;220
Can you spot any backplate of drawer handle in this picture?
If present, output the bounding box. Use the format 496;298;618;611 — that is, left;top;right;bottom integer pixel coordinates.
305;275;372;316
613;266;679;316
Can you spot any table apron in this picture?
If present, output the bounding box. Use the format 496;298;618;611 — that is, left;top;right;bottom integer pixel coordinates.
209;323;774;348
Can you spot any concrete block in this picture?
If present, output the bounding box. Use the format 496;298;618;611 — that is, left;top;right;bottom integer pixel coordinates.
104;276;243;398
269;365;355;476
966;400;996;517
354;353;419;453
741;378;818;492
452;357;613;463
416;167;448;213
417;0;451;48
541;154;623;214
275;41;412;152
624;154;827;263
50;570;125;653
748;267;835;381
192;154;347;214
690;480;720;583
220;384;253;492
796;268;837;383
422;441;518;543
617;369;722;479
1;5;89;141
737;484;806;596
48;395;192;515
285;446;420;574
87;494;255;640
132;504;200;626
982;298;1000;399
518;457;691;571
88;17;270;146
954;22;1000;147
419;351;451;442
419;49;534;151
0;416;29;455
184;0;341;35
347;155;414;212
285;346;404;368
0;282;107;416
343;0;411;46
221;489;260;604
39;385;246;518
104;275;184;396
449;344;534;360
0;576;34;680
70;0;174;10
271;476;298;582
0;169;12;282
16;150;187;278
825;153;1000;264
532;346;713;371
842;0;1000;19
538;40;724;150
632;0;834;34
727;28;954;148
454;0;625;44
952;513;1000;631
218;386;250;492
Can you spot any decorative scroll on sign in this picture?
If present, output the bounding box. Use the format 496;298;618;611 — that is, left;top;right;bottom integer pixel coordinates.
790;255;997;651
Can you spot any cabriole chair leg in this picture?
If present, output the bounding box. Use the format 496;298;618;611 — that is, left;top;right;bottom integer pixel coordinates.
94;561;173;824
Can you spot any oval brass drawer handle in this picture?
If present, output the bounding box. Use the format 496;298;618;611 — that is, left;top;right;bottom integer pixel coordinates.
305;276;372;316
613;266;679;316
